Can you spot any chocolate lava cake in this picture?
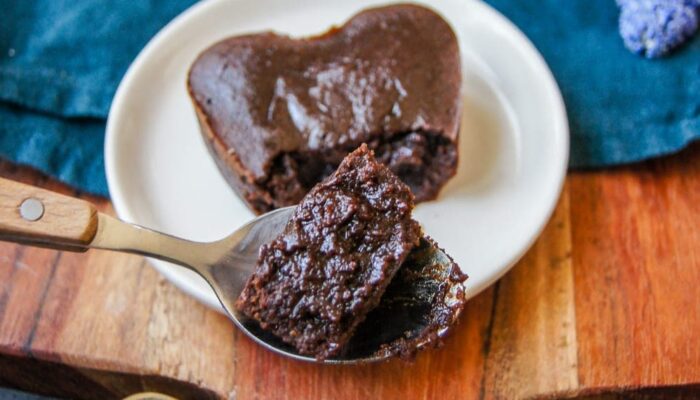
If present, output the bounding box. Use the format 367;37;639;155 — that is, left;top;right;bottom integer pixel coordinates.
188;4;461;214
235;145;421;359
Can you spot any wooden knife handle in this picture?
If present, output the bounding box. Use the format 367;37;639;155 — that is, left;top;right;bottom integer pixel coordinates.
0;177;98;251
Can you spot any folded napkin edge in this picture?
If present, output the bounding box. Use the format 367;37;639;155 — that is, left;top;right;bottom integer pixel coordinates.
570;118;700;168
0;68;113;119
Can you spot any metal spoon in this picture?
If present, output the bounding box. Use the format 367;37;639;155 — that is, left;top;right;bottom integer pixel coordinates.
0;177;464;364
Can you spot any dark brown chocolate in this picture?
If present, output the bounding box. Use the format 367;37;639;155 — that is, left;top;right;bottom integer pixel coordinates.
234;145;421;359
345;237;468;359
188;4;461;214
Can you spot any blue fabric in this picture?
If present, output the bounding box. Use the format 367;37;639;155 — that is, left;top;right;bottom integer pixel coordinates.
0;387;57;400
0;0;196;196
0;1;698;196
485;0;700;168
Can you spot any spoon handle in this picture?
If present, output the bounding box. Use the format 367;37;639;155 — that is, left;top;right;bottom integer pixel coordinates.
0;177;98;251
0;177;213;272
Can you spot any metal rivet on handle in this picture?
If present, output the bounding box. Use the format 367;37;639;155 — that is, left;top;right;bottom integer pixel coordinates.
20;198;44;221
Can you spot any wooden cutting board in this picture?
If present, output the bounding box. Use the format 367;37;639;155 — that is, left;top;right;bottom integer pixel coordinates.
0;144;698;400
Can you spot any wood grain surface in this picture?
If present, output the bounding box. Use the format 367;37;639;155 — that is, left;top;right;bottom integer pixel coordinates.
0;143;698;399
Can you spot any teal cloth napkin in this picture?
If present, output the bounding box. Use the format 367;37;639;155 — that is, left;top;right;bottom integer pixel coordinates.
0;0;196;196
0;387;58;400
0;0;698;196
485;0;699;167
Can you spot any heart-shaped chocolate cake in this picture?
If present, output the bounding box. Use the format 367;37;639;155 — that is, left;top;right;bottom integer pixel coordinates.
188;4;462;214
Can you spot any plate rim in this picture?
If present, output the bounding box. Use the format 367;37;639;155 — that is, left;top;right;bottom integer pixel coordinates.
105;0;569;311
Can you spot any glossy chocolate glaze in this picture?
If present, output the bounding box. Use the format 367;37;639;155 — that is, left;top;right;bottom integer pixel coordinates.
188;4;461;214
235;145;421;359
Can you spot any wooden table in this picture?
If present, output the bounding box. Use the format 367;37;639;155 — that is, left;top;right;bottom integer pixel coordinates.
0;144;698;400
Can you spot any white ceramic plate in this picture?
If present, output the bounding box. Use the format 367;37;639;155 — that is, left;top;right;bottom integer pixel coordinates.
106;0;568;311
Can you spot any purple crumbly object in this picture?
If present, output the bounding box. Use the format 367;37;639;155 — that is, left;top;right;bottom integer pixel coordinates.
617;0;700;8
617;0;699;58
